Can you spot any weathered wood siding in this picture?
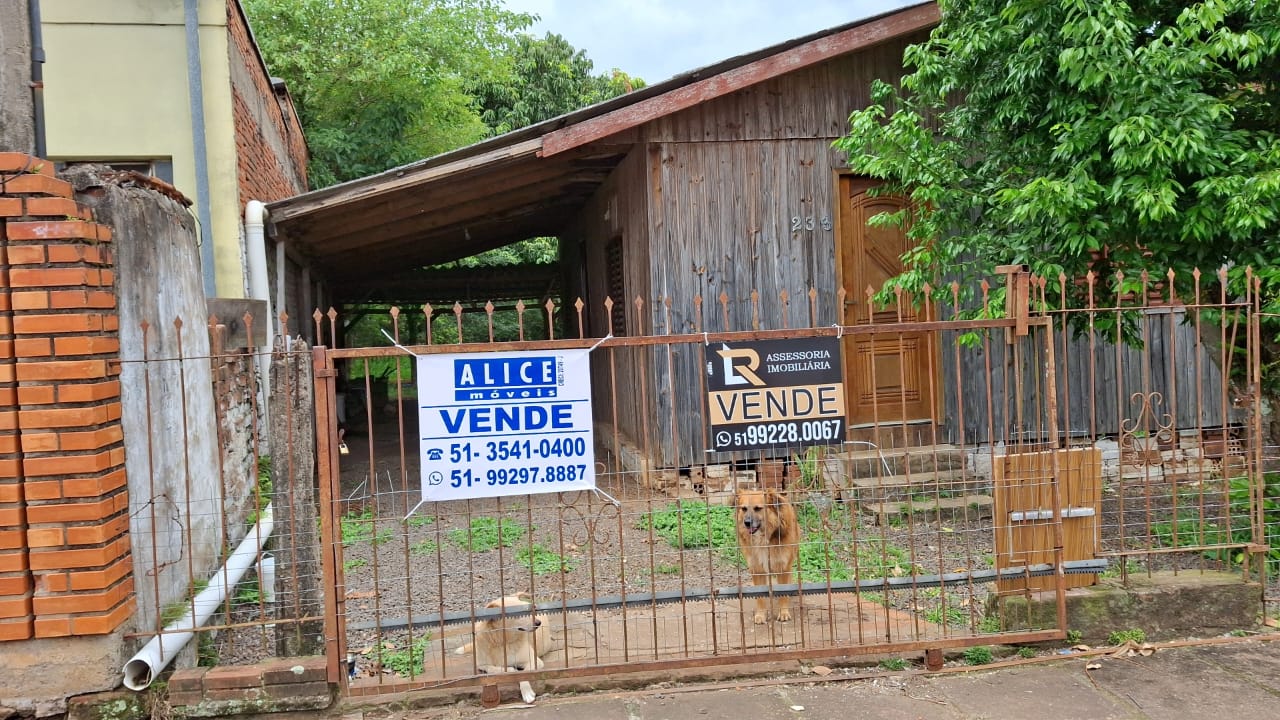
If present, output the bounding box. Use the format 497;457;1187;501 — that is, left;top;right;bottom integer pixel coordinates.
565;146;654;458
940;310;1242;445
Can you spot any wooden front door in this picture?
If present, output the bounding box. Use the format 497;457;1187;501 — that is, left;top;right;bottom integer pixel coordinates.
837;177;938;426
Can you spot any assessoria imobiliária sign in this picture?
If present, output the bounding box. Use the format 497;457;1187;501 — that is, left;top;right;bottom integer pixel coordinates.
704;337;846;452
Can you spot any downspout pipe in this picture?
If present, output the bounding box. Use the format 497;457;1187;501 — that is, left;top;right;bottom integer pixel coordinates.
245;200;273;449
28;0;45;158
185;0;217;297
122;504;274;690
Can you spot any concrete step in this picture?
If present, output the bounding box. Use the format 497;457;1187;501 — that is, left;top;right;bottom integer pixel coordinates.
823;444;964;480
844;468;975;491
862;494;994;525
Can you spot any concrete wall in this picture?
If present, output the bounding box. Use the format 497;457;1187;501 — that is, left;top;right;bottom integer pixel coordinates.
40;0;244;297
65;166;224;636
0;0;35;154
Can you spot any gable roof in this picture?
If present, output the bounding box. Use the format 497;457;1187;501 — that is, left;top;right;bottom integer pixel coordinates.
268;1;938;304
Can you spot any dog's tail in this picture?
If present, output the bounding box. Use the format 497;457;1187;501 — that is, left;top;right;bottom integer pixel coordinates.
454;641;474;655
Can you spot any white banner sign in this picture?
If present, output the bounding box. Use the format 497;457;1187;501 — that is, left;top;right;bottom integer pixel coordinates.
417;349;596;502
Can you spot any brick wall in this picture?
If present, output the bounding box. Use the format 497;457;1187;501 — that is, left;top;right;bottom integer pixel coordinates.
0;152;134;641
227;0;308;204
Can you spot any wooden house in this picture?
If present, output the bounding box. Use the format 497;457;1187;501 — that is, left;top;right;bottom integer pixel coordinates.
268;0;1237;470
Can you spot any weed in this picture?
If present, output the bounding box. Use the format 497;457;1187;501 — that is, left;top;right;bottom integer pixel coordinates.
639;502;737;551
655;562;682;575
448;517;528;551
233;577;261;605
924;604;967;627
1150;472;1280;573
1107;628;1147;645
344;558;368;571
196;632;218;667
247;456;273;525
341;508;375;546
962;646;993;665
378;634;431;677
517;544;577;574
1101;559;1143;578
1066;629;1083;644
978;615;1002;633
407;514;435;528
878;657;909;671
373;528;395;546
1017;647;1037;659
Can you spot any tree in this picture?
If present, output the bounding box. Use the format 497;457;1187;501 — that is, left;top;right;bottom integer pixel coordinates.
470;32;645;136
243;0;535;188
834;0;1280;427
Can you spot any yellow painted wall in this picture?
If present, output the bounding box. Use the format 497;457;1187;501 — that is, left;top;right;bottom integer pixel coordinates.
41;0;246;298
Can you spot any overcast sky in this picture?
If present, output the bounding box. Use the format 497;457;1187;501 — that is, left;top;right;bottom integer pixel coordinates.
502;0;921;84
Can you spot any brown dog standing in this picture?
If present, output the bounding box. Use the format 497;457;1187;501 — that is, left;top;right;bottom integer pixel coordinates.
735;488;800;623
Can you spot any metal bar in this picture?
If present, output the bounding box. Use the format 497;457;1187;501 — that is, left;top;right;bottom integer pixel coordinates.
347;561;1110;632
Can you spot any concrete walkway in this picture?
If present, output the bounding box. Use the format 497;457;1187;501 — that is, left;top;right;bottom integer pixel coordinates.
372;635;1280;720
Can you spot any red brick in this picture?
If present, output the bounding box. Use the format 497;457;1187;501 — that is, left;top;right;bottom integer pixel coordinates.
0;483;20;503
0;530;25;552
0;617;32;641
46;245;106;265
10;290;50;310
0;575;31;595
12;313;106;334
8;267;99;289
53;337;120;358
0;153;54;175
16;385;55;405
60;467;127;497
0;293;10;311
18;405;115;429
1;174;71;197
0;507;22;526
0;387;13;405
13;337;52;358
67;554;130;591
261;681;331;701
99;269;115;286
0;197;22;217
0;551;28;572
57;380;122;403
0;433;18;454
4;220;104;242
164;691;203;707
33;616;72;637
36;570;68;593
16;358;110;382
26;527;63;547
22;480;60;501
27;537;127;570
260;657;328;685
23;196;84;218
5;245;46;264
33;576;132;615
204;687;264;702
57;425;123;451
65;513;129;545
0;595;32;619
204;665;265;690
69;596;134;634
19;432;58;452
49;291;116;311
168;666;209;693
23;449;114;478
0;457;19;478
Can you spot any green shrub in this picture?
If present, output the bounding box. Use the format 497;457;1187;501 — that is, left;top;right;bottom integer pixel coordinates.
878;657;908;671
1107;628;1147;645
963;646;993;665
378;634;431;677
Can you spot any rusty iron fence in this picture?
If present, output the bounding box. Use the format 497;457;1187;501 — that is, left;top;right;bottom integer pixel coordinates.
120;314;324;682
302;267;1271;697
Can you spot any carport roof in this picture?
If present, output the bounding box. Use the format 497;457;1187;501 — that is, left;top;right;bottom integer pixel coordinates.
266;1;938;304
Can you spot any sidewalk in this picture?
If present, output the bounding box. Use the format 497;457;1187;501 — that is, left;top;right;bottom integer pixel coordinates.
383;635;1279;720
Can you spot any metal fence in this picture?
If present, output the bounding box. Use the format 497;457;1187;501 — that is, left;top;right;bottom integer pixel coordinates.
302;267;1271;697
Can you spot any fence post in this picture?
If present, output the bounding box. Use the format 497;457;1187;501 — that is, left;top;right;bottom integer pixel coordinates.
268;337;323;656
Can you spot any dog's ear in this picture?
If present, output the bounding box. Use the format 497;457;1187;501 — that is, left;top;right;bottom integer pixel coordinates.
766;488;790;507
485;598;505;609
515;591;533;603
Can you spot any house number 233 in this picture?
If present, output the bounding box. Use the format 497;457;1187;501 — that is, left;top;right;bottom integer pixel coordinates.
791;215;832;232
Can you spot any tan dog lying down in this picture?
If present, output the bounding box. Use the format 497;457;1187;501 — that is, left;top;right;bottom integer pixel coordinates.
455;594;550;703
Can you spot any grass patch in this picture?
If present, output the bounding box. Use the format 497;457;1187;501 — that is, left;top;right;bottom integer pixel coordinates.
878;657;909;671
341;508;375;546
344;558;368;571
373;527;395;546
1107;628;1147;645
447;518;528;552
924;603;968;628
654;562;681;575
516;544;577;574
410;539;437;555
638;502;737;551
407;514;435;528
962;646;993;665
378;634;431;677
1017;647;1037;659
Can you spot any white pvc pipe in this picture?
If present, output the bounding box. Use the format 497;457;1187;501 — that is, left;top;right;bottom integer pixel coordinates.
245;200;273;451
122;505;274;691
260;553;276;603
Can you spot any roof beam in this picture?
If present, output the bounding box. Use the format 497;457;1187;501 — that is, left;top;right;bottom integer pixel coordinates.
538;2;939;157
